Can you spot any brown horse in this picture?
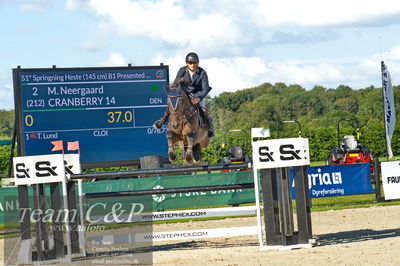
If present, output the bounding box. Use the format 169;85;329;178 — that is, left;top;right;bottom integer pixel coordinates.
165;84;210;164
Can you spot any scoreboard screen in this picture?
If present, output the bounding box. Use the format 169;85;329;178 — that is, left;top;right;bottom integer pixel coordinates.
13;65;169;168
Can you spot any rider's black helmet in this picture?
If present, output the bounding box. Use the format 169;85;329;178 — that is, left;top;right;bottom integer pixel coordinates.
185;52;199;63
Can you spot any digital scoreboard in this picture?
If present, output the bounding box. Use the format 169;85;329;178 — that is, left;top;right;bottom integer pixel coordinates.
13;65;169;168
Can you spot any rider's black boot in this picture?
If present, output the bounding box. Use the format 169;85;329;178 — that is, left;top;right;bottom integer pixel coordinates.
153;110;170;129
205;115;215;138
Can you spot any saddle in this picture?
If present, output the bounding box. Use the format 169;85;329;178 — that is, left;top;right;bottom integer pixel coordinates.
183;90;210;129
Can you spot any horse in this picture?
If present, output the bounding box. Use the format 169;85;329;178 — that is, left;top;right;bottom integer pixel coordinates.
165;84;210;164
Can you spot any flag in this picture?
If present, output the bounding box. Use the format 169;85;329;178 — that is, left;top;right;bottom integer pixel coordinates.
381;61;396;158
51;140;64;153
67;141;80;152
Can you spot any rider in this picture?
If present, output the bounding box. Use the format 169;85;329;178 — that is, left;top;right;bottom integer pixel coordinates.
153;52;215;137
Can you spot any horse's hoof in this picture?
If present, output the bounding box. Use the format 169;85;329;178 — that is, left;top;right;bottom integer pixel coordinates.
193;152;201;163
169;153;177;162
193;144;201;162
193;156;201;163
184;159;193;165
184;153;193;164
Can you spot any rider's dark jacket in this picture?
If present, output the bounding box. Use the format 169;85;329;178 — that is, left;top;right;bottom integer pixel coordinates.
174;66;211;101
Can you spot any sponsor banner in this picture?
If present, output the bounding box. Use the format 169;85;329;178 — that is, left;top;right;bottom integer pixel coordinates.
252;138;310;169
88;226;258;244
0;188;20;223
291;163;373;198
89;206;257;224
0;171;256;224
83;170;255;213
381;161;400;200
13;154;65;185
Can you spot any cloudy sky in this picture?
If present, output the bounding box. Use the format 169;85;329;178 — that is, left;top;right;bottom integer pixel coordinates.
1;0;400;110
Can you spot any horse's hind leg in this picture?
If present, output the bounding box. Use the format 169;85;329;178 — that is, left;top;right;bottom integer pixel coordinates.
166;131;177;162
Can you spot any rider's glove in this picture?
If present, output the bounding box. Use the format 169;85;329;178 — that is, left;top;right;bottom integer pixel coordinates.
179;77;190;86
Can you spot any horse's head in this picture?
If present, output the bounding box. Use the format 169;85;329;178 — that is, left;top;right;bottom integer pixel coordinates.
166;84;190;129
166;84;190;112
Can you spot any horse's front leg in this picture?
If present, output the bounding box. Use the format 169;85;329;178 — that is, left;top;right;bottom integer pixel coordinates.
166;131;178;162
184;132;195;164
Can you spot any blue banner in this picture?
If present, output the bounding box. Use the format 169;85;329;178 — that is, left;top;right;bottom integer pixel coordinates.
291;163;373;198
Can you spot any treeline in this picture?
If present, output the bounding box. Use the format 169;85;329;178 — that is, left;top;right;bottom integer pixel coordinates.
203;82;399;163
0;82;399;172
0;110;14;139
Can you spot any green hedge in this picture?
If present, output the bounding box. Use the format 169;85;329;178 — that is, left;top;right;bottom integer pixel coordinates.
0;145;12;174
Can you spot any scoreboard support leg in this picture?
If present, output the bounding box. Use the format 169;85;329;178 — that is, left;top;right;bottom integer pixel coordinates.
33;184;45;261
7;121;17;178
67;181;80;254
50;182;65;259
17;185;32;265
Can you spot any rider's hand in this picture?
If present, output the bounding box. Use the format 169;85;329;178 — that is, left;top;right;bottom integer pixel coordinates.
191;97;200;104
179;78;190;86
